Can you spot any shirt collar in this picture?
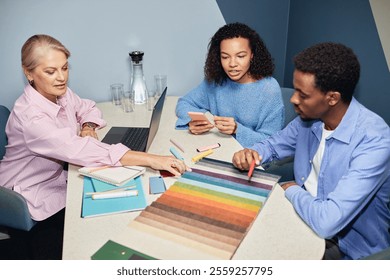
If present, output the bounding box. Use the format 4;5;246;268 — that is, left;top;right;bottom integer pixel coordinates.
310;98;360;144
330;98;360;144
24;84;68;117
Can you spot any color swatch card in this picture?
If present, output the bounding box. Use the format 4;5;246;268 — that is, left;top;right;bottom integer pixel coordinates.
91;240;157;260
110;158;280;259
81;176;146;218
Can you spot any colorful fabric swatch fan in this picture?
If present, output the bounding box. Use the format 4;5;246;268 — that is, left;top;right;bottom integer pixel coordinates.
126;158;280;259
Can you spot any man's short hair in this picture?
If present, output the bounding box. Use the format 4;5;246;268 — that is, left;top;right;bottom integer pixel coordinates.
293;42;360;103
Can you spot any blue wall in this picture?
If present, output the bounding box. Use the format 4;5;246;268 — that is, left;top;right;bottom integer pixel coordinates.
0;0;225;111
285;0;389;124
1;0;388;124
218;0;389;125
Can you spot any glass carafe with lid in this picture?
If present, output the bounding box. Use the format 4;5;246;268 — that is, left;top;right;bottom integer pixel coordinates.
129;51;147;104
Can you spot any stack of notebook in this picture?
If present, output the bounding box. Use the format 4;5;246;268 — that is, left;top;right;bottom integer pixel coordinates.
78;165;145;186
79;166;147;217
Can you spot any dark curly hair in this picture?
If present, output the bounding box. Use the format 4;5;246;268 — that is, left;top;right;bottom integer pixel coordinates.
204;22;274;85
293;42;360;103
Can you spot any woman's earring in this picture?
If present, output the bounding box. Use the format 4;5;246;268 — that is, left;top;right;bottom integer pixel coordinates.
28;80;34;85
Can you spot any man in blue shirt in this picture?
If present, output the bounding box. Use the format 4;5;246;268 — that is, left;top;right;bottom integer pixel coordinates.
232;42;390;260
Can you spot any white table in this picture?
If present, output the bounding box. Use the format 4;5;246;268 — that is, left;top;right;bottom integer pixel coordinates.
62;96;324;260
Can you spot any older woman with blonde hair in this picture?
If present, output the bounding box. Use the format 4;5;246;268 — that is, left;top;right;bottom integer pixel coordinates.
0;34;187;259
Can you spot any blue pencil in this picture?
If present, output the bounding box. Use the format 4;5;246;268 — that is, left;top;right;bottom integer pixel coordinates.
169;146;184;160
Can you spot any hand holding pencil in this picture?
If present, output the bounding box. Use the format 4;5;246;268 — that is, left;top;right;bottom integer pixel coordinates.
247;160;256;182
231;148;261;171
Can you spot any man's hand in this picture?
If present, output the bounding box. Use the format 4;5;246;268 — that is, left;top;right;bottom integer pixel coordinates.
232;148;261;170
281;181;298;191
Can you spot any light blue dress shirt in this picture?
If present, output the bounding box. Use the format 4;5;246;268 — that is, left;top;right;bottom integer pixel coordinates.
251;98;390;259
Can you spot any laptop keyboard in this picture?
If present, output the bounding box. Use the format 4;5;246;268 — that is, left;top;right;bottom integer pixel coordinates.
120;127;149;151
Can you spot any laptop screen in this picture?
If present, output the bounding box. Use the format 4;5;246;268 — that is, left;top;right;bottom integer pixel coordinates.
101;87;167;152
144;86;167;151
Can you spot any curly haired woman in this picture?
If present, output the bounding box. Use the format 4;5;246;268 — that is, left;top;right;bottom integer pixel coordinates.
175;22;284;148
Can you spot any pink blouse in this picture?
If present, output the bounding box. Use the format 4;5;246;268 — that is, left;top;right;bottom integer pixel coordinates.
0;85;129;221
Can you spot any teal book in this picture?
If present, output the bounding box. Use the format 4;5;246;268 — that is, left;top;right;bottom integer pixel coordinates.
81;176;147;218
91;240;157;260
91;177;136;192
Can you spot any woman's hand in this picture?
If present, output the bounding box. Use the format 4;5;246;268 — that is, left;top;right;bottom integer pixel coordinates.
214;116;237;135
149;155;191;177
80;126;98;139
120;151;191;177
188;120;214;135
232;148;261;170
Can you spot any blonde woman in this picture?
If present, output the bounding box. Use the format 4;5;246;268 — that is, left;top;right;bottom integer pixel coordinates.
0;34;187;259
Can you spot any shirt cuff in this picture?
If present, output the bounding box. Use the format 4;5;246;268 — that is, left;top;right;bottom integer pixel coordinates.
284;184;302;201
108;143;130;166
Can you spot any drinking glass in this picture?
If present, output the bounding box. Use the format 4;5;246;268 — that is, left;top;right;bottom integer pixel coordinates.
146;89;156;111
154;74;167;97
110;83;124;106
122;90;135;113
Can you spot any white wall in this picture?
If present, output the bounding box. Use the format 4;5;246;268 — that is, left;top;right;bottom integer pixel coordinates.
370;0;390;71
0;0;225;109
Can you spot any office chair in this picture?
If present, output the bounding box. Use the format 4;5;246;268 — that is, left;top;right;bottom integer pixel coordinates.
0;105;36;231
262;87;296;182
361;247;390;260
280;87;297;126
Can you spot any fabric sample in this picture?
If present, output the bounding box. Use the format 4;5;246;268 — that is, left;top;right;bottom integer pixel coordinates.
127;158;280;259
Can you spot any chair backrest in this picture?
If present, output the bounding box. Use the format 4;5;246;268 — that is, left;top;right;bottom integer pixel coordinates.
0;105;36;231
281;87;297;127
0;186;36;231
0;105;10;160
267;88;296;182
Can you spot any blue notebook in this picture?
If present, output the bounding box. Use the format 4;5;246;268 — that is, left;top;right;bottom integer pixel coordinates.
81;176;147;218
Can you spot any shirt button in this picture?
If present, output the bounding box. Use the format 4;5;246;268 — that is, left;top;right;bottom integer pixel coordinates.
301;177;305;181
309;160;312;163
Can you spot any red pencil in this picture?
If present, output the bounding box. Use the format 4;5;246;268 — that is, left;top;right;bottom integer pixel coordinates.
247;160;256;182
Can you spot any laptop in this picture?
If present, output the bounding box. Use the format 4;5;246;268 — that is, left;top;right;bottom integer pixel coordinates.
102;87;167;152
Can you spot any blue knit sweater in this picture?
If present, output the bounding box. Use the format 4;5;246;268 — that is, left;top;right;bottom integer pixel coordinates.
175;77;285;148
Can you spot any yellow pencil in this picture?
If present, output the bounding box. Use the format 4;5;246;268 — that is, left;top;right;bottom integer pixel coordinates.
192;149;213;163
